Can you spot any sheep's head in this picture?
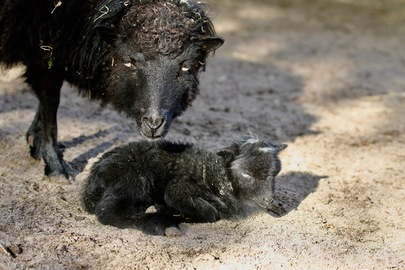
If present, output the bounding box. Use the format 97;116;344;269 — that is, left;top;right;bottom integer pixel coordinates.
96;0;224;139
217;136;287;204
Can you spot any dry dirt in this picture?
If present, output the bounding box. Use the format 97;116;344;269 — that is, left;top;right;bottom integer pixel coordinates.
1;0;404;269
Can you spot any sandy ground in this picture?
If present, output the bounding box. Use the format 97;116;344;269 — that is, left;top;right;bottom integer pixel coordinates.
1;0;404;269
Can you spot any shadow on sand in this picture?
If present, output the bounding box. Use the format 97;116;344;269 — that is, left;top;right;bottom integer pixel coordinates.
268;171;327;217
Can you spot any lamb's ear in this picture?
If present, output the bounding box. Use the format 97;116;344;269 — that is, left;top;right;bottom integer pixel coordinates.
276;144;288;152
200;36;225;52
217;146;236;164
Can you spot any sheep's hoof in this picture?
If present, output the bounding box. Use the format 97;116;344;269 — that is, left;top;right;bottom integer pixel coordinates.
165;226;183;237
27;134;42;160
47;174;72;185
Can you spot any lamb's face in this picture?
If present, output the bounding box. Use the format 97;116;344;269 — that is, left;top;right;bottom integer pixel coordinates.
218;137;287;199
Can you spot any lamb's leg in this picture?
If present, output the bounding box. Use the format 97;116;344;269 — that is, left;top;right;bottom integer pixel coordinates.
164;181;222;223
94;187;149;229
25;69;69;180
138;212;183;236
94;187;182;236
95;190;181;235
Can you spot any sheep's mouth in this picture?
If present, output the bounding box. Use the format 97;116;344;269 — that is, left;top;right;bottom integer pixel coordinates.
139;124;170;140
140;130;165;140
138;112;172;140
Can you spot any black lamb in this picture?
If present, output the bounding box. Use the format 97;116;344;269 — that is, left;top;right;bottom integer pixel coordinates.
0;0;224;179
82;136;287;235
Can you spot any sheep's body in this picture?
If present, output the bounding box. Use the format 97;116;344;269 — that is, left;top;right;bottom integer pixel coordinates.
83;136;287;235
0;0;223;179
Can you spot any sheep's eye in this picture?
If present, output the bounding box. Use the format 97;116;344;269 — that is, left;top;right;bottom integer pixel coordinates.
241;172;252;179
181;62;192;72
123;61;139;75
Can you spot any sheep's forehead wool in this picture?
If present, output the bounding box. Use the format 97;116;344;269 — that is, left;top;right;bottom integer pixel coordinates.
122;0;211;54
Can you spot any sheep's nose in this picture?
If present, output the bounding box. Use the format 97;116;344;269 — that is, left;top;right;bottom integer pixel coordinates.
141;115;165;133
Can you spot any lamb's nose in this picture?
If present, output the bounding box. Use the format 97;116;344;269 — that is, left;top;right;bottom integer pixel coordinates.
142;115;165;132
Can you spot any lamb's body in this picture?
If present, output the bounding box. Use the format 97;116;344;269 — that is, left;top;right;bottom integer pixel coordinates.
0;0;223;179
83;137;286;235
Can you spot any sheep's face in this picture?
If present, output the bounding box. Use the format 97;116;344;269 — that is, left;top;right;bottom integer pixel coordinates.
107;42;223;139
99;0;223;139
217;136;287;200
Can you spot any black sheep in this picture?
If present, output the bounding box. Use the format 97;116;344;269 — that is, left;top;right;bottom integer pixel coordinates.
0;0;224;179
83;136;287;235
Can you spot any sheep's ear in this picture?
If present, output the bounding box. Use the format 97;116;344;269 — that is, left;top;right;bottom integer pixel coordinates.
95;23;119;43
217;146;236;164
93;2;130;44
200;36;225;52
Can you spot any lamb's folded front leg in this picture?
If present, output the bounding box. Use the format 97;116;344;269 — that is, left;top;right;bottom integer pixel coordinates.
94;187;148;229
164;179;226;223
138;211;184;236
95;192;183;235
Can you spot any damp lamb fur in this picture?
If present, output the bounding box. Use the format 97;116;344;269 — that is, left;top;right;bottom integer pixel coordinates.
82;136;287;235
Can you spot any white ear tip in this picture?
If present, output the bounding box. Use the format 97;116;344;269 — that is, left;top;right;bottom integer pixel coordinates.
258;147;275;153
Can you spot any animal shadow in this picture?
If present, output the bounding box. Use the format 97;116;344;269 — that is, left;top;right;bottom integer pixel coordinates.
60;128;116;178
268;171;327;217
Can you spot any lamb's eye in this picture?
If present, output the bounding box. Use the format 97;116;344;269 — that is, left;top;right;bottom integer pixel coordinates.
124;62;133;68
241;172;252;179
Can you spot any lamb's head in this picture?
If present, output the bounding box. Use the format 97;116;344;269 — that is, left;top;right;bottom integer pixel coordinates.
95;0;223;139
217;136;287;202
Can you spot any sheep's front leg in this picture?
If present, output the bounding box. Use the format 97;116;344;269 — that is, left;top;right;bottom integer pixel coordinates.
25;69;69;180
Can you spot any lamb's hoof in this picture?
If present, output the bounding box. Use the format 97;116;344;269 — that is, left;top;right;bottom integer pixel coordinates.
165;226;183;237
